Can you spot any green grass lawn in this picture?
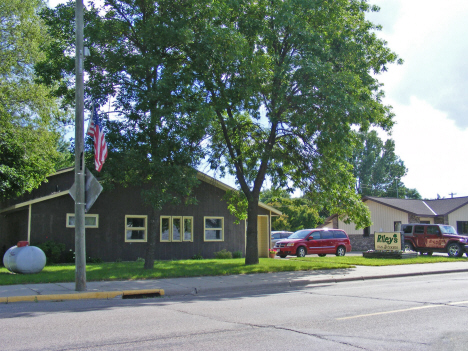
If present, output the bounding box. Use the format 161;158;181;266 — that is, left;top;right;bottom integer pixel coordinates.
1;255;467;286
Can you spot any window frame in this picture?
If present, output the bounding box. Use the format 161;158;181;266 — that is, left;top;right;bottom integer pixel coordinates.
160;216;171;242
457;221;468;234
183;217;194;242
204;216;224;242
124;215;148;243
172;216;183;242
160;216;194;242
66;213;99;228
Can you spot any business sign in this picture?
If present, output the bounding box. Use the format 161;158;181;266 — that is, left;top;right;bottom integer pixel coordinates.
374;232;401;251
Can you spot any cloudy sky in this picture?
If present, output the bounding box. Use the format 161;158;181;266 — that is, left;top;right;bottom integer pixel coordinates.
367;0;468;199
48;0;468;200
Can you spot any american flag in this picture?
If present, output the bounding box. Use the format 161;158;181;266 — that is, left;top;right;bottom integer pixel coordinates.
86;104;108;172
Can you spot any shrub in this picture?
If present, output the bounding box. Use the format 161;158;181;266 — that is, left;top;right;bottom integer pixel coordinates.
37;240;66;264
63;249;75;263
192;253;203;260
214;249;232;259
88;257;103;264
136;257;145;263
232;250;243;258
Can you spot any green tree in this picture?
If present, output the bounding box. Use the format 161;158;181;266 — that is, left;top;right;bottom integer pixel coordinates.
37;0;208;268
0;0;68;199
350;130;421;199
192;0;402;264
260;189;321;231
269;197;322;232
259;188;291;205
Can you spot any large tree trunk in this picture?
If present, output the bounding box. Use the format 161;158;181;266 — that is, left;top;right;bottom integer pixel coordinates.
245;200;260;265
144;208;158;269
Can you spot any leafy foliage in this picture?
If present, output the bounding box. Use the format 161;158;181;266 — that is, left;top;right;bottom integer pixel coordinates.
190;0;402;263
0;0;70;199
350;130;421;199
37;0;402;267
214;249;233;259
268;197;322;232
223;190;248;224
37;0;209;268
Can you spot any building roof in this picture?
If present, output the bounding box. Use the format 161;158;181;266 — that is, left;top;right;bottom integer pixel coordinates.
363;196;468;217
1;167;282;215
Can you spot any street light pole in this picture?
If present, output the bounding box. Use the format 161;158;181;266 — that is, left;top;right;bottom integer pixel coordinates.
75;0;86;291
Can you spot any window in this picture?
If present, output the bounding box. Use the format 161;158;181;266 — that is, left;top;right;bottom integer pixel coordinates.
394;221;402;231
309;232;321;240
457;221;468;234
321;231;333;239
204;217;224;241
125;215;147;242
160;216;193;242
402;225;413;234
184;217;193;241
427;226;440;235
333;230;348;239
414;225;425;234
363;226;370;237
66;214;99;228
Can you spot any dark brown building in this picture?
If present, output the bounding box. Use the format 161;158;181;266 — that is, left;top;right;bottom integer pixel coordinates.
0;168;280;262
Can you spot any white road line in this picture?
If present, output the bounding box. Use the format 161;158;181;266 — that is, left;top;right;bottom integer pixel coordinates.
337;301;468;320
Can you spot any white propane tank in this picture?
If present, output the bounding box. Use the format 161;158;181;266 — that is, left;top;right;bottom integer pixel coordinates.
3;242;46;274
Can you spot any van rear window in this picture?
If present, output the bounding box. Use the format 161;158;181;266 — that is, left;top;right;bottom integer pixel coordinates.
333;231;347;238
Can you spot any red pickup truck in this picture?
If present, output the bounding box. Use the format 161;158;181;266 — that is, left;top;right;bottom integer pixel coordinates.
402;223;468;257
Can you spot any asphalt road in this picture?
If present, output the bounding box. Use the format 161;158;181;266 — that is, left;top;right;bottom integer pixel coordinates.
2;272;468;350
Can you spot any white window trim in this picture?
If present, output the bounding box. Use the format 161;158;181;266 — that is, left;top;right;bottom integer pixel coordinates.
204;216;224;242
125;215;147;242
66;213;99;228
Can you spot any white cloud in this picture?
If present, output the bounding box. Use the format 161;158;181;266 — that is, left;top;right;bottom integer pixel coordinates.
371;0;468;128
389;96;468;199
368;0;468;199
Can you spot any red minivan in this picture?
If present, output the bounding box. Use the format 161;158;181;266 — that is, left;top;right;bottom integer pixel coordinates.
274;228;352;258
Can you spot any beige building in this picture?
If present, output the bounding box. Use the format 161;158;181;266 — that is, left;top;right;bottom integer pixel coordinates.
321;196;468;236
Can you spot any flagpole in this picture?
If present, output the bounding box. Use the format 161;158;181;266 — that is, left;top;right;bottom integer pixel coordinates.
75;0;86;291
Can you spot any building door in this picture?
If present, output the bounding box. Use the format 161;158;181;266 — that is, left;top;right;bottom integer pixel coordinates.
257;215;269;258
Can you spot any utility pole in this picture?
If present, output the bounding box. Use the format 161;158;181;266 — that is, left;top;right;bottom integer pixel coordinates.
74;0;86;291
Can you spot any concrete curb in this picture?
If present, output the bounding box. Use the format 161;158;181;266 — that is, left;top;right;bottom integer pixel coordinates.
3;267;468;303
286;268;468;287
164;268;468;296
0;289;164;304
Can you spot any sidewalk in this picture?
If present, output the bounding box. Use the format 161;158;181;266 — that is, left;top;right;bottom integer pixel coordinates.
2;261;468;303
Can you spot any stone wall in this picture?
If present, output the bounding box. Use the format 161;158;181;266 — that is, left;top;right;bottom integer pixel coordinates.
408;213;419;223
349;234;375;251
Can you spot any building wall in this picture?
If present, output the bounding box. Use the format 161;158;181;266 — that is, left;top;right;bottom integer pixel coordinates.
0;169;74;210
4;177;264;262
0;208;29;258
335;200;408;235
419;217;434;224
447;205;468;229
349;234;375;251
